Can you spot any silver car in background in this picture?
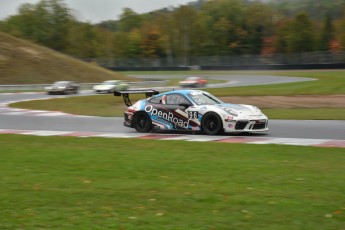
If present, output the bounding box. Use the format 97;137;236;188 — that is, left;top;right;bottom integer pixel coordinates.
45;81;79;95
93;80;129;94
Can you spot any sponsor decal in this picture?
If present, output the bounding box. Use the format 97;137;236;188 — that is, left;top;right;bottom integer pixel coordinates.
145;105;189;128
228;124;234;128
225;115;234;122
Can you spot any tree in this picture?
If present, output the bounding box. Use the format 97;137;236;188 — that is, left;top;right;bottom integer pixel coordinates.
245;2;273;54
319;13;334;51
335;9;345;51
65;22;100;58
140;23;164;59
290;13;315;52
1;0;74;51
170;6;197;65
118;8;142;32
275;13;315;53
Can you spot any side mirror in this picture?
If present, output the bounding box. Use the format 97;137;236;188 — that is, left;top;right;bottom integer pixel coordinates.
179;103;190;108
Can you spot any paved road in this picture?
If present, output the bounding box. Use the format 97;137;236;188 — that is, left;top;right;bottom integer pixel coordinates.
1;75;344;141
1;114;344;140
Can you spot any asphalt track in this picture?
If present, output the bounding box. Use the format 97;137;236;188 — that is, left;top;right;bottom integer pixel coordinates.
1;75;344;146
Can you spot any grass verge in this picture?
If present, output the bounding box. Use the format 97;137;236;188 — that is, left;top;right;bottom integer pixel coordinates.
11;94;345;119
1;134;344;229
262;108;345;120
125;69;345;96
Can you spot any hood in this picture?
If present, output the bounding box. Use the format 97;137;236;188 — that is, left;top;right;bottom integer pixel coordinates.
93;85;115;90
47;85;66;89
215;103;262;115
179;80;197;84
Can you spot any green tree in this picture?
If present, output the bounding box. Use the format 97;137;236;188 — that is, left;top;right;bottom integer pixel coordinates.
290;13;315;52
189;12;214;56
275;13;315;53
335;9;345;51
170;6;197;65
65;22;100;58
319;13;334;51
155;13;174;64
118;8;142;32
245;2;273;54
1;0;74;51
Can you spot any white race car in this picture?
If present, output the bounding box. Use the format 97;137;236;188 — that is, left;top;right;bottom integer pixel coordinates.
115;89;268;135
93;80;128;94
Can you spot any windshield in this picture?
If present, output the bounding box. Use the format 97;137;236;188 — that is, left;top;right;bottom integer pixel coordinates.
102;81;117;85
52;82;68;87
188;91;223;105
186;77;198;81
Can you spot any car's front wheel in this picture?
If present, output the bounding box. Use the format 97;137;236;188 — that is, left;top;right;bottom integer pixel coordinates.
202;112;223;135
133;112;152;132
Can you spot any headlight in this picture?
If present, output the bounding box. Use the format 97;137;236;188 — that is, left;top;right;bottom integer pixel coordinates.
223;108;238;117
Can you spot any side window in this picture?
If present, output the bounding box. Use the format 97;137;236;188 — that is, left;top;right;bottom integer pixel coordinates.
166;94;189;105
149;95;163;104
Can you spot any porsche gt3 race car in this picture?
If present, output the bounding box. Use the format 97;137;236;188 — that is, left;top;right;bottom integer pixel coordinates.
179;76;208;88
114;89;268;135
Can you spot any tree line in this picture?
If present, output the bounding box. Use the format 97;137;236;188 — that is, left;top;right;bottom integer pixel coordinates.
1;0;345;64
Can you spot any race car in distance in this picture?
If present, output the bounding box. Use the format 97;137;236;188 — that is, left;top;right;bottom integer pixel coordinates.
93;80;128;94
45;81;79;95
114;89;268;135
179;76;208;88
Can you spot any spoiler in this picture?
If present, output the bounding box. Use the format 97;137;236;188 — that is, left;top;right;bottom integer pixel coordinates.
114;89;159;107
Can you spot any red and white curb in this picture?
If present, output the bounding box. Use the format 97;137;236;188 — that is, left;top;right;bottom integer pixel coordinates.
1;129;344;148
0;96;83;117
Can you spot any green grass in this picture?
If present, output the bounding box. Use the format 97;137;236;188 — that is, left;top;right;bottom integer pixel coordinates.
263;108;345;120
11;94;345;119
12;94;129;117
206;70;345;96
125;70;345;96
0;134;344;229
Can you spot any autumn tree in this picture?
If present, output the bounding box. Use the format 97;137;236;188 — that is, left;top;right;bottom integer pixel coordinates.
319;13;334;51
140;23;164;59
335;9;345;51
275;13;315;53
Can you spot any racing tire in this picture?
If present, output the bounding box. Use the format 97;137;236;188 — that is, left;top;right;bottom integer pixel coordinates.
133;112;152;133
202;112;223;135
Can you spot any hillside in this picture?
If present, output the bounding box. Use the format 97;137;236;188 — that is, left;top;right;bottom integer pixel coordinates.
0;32;133;84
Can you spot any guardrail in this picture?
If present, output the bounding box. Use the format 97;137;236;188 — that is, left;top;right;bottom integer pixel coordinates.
0;80;169;92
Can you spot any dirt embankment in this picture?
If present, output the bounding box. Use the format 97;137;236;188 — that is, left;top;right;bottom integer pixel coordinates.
0;32;132;84
220;95;345;108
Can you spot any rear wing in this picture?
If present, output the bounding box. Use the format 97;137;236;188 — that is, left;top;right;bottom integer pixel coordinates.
114;89;159;107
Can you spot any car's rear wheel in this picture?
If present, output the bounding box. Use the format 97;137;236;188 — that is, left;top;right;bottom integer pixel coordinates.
202;112;223;135
133;112;152;132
